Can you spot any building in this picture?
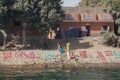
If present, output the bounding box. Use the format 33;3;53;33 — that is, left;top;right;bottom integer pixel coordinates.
61;7;114;38
7;7;114;39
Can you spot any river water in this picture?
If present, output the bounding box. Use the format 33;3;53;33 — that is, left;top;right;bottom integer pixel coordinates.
0;67;120;80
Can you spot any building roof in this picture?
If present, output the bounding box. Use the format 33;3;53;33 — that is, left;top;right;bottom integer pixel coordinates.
62;7;108;14
62;7;114;22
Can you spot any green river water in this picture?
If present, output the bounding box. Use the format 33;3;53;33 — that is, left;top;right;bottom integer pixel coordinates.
0;67;120;80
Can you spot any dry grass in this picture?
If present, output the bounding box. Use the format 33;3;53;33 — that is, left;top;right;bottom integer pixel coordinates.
0;36;119;50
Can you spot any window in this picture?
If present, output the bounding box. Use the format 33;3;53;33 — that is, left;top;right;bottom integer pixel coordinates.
66;14;73;19
86;15;93;19
103;15;110;19
69;26;74;31
103;26;108;30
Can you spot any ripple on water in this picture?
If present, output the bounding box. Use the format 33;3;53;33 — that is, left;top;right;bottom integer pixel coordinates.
0;67;120;80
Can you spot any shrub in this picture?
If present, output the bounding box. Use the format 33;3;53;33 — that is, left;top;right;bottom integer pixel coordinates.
101;30;118;47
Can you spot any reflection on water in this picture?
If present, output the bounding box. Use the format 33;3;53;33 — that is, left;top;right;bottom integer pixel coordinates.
0;67;120;80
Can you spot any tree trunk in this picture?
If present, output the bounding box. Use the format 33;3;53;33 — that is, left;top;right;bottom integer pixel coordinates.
23;26;27;47
0;29;7;50
118;26;120;36
3;37;6;49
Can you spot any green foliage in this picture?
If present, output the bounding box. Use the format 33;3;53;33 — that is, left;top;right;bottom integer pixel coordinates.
11;0;44;29
40;0;64;29
78;0;106;7
107;0;120;35
109;0;120;24
78;0;116;7
0;0;17;29
116;19;120;25
101;30;118;47
0;0;64;32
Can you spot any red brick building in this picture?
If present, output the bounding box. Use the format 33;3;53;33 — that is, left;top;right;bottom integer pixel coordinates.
61;7;114;38
8;7;114;39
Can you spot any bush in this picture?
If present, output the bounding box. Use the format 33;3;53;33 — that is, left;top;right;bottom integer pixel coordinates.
101;30;118;47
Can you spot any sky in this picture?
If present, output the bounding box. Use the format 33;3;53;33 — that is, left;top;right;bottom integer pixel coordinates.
62;0;81;7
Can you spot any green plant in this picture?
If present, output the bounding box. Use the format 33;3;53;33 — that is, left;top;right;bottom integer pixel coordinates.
101;30;118;47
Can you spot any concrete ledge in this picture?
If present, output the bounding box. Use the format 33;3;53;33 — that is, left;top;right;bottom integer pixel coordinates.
1;63;120;70
0;49;120;69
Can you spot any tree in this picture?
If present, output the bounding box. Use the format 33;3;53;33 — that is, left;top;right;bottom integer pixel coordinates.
0;0;64;48
78;0;102;7
40;0;64;30
0;0;16;29
13;0;43;47
0;0;64;33
78;0;110;7
39;0;64;49
108;0;120;35
14;0;63;47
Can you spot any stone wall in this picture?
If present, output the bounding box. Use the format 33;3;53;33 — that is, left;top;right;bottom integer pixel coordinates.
0;50;120;68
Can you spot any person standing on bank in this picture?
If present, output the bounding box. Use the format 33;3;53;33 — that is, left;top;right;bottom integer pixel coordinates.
57;42;64;54
66;42;71;60
57;42;61;51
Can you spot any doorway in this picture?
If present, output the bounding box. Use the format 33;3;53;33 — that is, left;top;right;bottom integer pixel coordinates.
86;24;91;36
